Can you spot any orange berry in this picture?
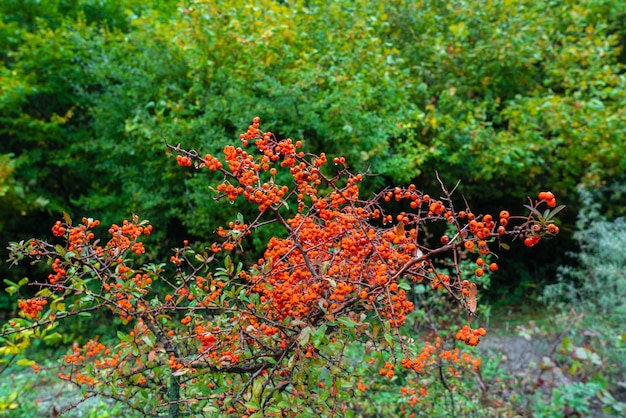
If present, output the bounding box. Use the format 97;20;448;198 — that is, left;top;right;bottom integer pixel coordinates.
538;191;555;200
547;224;560;234
489;263;498;271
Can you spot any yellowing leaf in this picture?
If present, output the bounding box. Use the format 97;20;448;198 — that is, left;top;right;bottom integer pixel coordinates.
468;282;477;314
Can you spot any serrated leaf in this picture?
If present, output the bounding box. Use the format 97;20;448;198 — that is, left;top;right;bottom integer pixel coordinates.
63;212;72;226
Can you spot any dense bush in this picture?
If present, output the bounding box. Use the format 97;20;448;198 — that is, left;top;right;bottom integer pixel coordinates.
1;119;561;415
1;0;624;304
546;185;626;320
542;185;626;399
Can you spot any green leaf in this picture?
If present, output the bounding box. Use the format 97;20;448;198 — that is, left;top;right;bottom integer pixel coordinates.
298;326;313;346
17;358;35;367
323;277;337;287
546;204;566;220
244;399;260;410
523;204;543;219
449;22;466;38
3;279;18;288
399;281;411;290
313;323;327;347
337;317;356;328
117;331;132;342
55;245;66;257
224;255;233;274
43;332;63;343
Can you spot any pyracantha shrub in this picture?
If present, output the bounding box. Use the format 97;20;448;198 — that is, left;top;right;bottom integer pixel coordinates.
2;118;561;416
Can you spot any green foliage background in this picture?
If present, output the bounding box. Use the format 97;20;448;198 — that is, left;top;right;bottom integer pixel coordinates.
2;0;626;305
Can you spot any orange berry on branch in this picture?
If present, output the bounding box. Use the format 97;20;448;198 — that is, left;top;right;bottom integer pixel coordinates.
477;240;489;254
547;224;560;234
538;191;555;201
